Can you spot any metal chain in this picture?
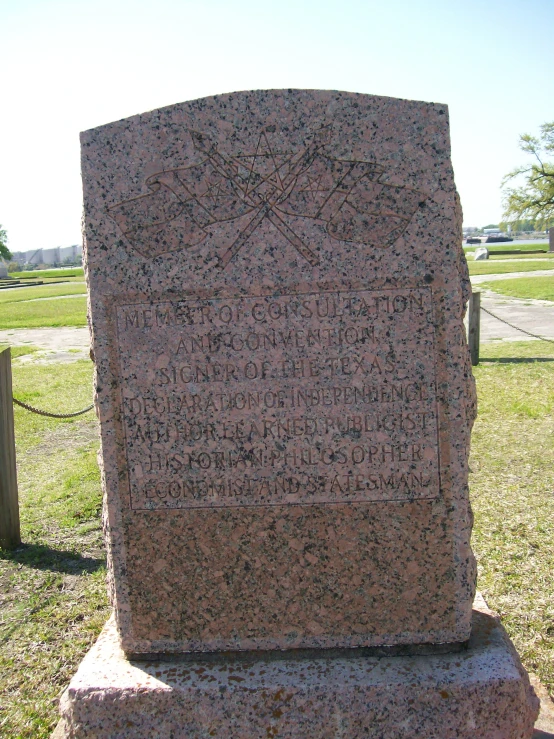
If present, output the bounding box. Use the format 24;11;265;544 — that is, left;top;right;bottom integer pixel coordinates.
12;397;94;418
480;305;554;345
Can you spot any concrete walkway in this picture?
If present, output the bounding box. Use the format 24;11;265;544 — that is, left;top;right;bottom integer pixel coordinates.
469;270;554;343
474;291;554;343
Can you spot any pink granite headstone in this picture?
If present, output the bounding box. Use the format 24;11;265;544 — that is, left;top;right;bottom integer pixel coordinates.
81;89;477;656
56;89;540;739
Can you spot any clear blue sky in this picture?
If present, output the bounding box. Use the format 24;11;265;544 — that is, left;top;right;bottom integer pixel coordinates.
1;0;553;252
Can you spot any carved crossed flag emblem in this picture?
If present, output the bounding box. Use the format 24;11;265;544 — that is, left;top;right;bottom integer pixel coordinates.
107;127;426;268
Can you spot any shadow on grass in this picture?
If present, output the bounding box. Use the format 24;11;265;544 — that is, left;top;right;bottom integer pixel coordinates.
0;542;105;574
479;358;554;364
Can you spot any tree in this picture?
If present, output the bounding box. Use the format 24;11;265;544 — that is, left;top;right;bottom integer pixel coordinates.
502;122;554;229
0;224;11;261
499;218;535;233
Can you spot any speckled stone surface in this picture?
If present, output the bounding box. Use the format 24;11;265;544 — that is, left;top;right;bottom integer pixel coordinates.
81;89;477;654
55;597;538;738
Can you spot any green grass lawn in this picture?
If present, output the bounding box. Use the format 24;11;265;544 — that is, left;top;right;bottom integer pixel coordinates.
0;358;108;738
0;281;87;329
0;297;87;329
9;268;84;280
8;357;96;450
0;283;86;304
479;275;554;302
467;259;554;276
470;341;554;696
0;340;553;736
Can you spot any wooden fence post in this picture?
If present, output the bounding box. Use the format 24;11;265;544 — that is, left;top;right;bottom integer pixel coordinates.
0;348;21;549
468;291;481;367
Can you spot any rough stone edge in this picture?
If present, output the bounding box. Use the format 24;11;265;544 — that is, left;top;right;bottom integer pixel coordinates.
52;595;542;738
53;690;554;739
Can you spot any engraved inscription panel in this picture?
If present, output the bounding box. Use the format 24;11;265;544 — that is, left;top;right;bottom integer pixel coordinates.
116;288;440;510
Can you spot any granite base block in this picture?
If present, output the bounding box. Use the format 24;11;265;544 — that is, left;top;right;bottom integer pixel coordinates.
56;601;539;739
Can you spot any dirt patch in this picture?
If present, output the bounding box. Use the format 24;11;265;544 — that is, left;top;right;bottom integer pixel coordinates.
24;421;99;459
14;349;90;364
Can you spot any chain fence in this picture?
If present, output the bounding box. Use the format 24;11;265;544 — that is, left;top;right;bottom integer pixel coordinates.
480;305;554;345
12;397;94;418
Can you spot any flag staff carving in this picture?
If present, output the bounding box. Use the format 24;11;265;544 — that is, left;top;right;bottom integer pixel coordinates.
108;127;426;267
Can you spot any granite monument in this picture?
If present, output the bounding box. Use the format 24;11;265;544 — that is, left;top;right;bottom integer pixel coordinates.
55;89;538;737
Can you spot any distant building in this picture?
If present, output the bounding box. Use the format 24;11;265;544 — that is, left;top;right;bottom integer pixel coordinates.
11;244;82;266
